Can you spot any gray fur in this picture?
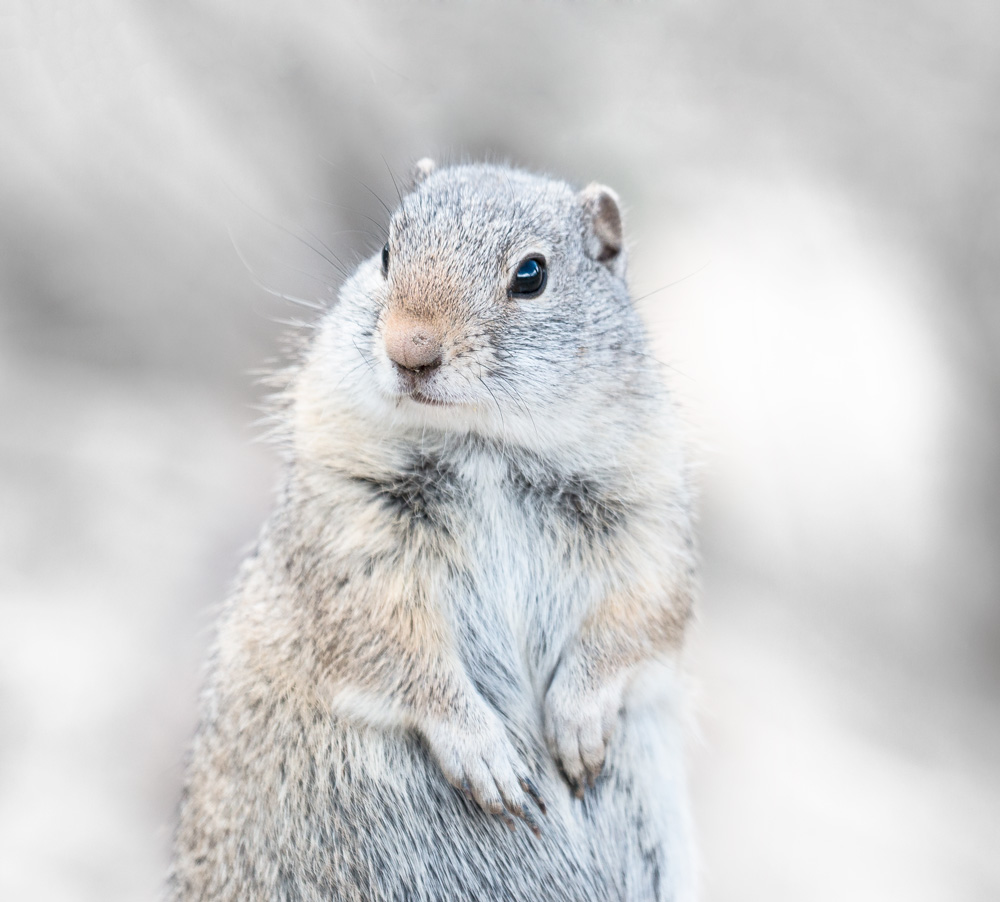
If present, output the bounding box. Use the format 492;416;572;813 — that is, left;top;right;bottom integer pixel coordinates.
168;163;697;901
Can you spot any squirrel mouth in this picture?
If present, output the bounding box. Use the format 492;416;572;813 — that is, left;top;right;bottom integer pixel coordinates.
390;366;454;407
407;389;451;407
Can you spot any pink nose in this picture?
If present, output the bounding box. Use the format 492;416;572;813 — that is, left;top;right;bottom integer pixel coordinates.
384;316;443;372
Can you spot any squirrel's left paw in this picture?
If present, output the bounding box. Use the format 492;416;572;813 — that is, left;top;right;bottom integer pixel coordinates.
543;663;624;797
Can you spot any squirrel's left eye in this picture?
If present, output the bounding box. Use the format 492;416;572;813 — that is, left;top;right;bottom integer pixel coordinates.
510;256;547;298
381;242;390;277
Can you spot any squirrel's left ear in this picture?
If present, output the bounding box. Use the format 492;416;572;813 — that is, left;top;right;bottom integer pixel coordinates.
579;183;626;279
411;157;437;188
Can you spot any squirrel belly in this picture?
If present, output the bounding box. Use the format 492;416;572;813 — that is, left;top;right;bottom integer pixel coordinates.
168;161;697;902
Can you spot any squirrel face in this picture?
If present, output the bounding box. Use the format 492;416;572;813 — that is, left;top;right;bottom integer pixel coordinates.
296;162;656;459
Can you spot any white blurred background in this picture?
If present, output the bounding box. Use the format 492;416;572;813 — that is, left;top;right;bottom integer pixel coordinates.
2;2;998;899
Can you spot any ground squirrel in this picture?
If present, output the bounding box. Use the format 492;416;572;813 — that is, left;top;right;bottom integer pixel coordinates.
168;160;697;901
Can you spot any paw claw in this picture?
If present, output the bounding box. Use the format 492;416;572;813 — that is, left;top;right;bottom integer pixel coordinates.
521;809;542;838
519;777;547;815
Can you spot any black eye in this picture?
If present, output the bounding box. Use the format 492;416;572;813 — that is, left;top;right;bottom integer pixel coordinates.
510;256;547;298
381;242;389;277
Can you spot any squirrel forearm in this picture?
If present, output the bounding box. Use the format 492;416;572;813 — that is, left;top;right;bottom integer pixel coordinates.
542;557;693;793
278;534;548;823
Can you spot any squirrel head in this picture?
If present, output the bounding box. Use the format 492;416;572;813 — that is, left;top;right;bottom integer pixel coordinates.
293;161;659;463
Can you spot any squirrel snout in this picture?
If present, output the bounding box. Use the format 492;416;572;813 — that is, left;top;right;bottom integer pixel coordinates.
383;315;444;374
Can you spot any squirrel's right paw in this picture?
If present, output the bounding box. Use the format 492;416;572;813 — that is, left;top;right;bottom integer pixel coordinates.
423;708;546;835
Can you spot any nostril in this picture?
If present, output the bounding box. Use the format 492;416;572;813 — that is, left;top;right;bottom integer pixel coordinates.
398;355;442;375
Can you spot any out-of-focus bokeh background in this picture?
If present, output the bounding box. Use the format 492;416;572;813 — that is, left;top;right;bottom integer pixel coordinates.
2;1;998;899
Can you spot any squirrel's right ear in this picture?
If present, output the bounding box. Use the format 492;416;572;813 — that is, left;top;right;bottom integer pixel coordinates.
579;183;626;279
411;157;436;188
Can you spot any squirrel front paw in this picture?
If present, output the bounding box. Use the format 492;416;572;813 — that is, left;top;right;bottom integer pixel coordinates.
423;704;546;835
543;661;625;798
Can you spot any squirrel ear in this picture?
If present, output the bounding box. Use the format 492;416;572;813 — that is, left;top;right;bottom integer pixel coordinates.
579;183;626;278
412;157;437;187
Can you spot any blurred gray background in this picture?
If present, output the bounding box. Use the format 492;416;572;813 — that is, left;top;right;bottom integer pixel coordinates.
2;1;999;899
